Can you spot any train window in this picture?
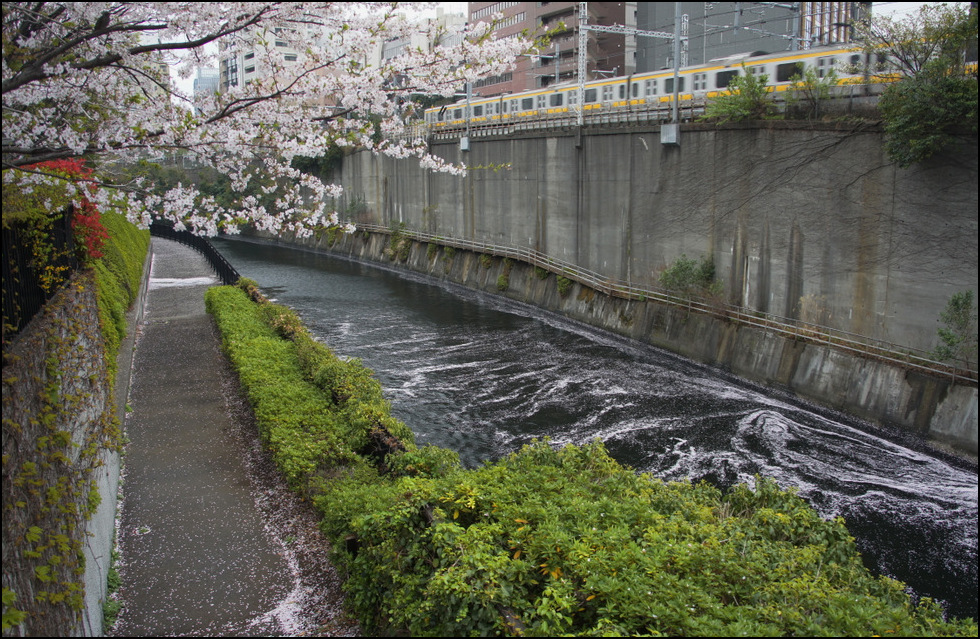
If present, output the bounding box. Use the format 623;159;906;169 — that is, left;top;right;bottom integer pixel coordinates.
550;93;563;107
602;85;613;101
817;57;835;78
663;77;684;93
486;103;495;115
454;108;462;119
747;65;764;76
776;62;801;82
715;70;738;88
618;84;625;99
521;97;533;110
632;83;639;97
536;95;547;108
473;105;483;117
692;73;707;90
584;88;597;103
644;79;657;96
568;91;578;106
501;101;508;114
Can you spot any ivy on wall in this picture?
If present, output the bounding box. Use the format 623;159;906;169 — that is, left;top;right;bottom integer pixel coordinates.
1;202;149;635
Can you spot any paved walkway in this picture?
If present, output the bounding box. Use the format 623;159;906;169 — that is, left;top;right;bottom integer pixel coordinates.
113;239;295;636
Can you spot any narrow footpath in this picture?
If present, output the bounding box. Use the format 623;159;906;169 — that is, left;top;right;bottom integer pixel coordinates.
112;238;356;637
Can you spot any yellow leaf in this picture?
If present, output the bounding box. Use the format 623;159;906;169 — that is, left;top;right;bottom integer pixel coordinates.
513;550;522;559
586;594;596;601
515;518;529;524
453;509;459;520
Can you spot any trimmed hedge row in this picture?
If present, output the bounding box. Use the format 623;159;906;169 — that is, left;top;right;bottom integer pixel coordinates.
205;281;977;637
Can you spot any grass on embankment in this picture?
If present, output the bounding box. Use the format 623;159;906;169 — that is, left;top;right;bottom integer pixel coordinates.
205;279;978;637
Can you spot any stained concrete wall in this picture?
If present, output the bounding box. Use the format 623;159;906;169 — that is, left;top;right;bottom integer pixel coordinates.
334;122;978;359
263;230;977;457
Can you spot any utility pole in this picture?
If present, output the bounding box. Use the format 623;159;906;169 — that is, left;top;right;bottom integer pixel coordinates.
576;2;688;127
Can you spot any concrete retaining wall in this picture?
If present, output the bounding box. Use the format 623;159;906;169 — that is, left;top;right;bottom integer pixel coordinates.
264;229;977;457
334;123;978;359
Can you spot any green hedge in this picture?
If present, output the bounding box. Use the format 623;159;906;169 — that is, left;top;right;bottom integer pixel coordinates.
94;211;149;377
205;282;977;637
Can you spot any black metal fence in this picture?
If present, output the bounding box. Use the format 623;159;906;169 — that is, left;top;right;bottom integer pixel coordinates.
149;223;240;286
2;206;78;342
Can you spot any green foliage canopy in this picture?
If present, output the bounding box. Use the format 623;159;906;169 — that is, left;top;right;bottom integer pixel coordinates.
204;281;978;637
855;3;978;166
702;65;777;122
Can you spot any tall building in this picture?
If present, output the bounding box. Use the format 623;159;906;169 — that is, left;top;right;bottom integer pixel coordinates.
218;29;303;92
192;68;220;98
468;2;634;97
635;2;870;72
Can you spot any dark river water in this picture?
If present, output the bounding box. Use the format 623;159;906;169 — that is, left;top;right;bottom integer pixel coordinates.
213;237;978;620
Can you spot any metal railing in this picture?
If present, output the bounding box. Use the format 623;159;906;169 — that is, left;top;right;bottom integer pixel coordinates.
359;223;978;385
2;205;79;342
149;223;240;286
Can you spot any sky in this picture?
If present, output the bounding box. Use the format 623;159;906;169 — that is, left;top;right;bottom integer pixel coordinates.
171;2;970;97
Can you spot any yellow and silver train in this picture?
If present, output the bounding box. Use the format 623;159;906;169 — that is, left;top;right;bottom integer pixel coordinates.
425;44;890;129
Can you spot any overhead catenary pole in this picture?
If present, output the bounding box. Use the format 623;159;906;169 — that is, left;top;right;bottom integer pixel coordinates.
576;2;685;126
672;2;681;124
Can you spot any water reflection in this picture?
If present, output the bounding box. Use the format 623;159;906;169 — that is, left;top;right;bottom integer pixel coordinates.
213;238;978;620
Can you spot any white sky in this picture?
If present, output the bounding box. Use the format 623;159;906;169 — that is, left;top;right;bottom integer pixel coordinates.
172;2;969;96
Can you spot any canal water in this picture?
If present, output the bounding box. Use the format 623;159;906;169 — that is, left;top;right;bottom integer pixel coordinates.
214;237;978;620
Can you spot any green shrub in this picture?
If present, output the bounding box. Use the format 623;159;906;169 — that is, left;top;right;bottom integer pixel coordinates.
557;275;572;298
703;65;777;122
207;282;977;638
93;211;149;379
879;71;978;168
659;254;722;298
496;273;509;291
933;290;978;364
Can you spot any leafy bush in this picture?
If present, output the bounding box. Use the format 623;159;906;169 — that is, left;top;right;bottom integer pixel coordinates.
879;70;978;168
659;254;722;298
703;66;777;122
785;65;839;120
206;281;977;637
933;290;978;365
557;275;573;298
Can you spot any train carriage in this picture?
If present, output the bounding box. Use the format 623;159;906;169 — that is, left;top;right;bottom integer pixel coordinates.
424;43;886;131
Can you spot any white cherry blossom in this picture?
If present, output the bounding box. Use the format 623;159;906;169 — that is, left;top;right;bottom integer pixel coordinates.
2;2;536;235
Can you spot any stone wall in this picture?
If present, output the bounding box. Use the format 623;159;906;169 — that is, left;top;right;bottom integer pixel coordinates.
2;252;149;636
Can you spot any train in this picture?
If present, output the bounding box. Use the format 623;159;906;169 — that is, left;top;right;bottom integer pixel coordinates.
423;43;890;129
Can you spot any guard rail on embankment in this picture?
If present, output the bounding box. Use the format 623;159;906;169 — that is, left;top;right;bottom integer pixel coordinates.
357;223;978;386
149;223;240;285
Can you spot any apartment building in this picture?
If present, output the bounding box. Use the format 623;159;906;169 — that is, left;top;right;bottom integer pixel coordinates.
468;2;634;97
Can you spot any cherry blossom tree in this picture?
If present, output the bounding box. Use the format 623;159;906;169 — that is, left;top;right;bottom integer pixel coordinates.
2;2;536;235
